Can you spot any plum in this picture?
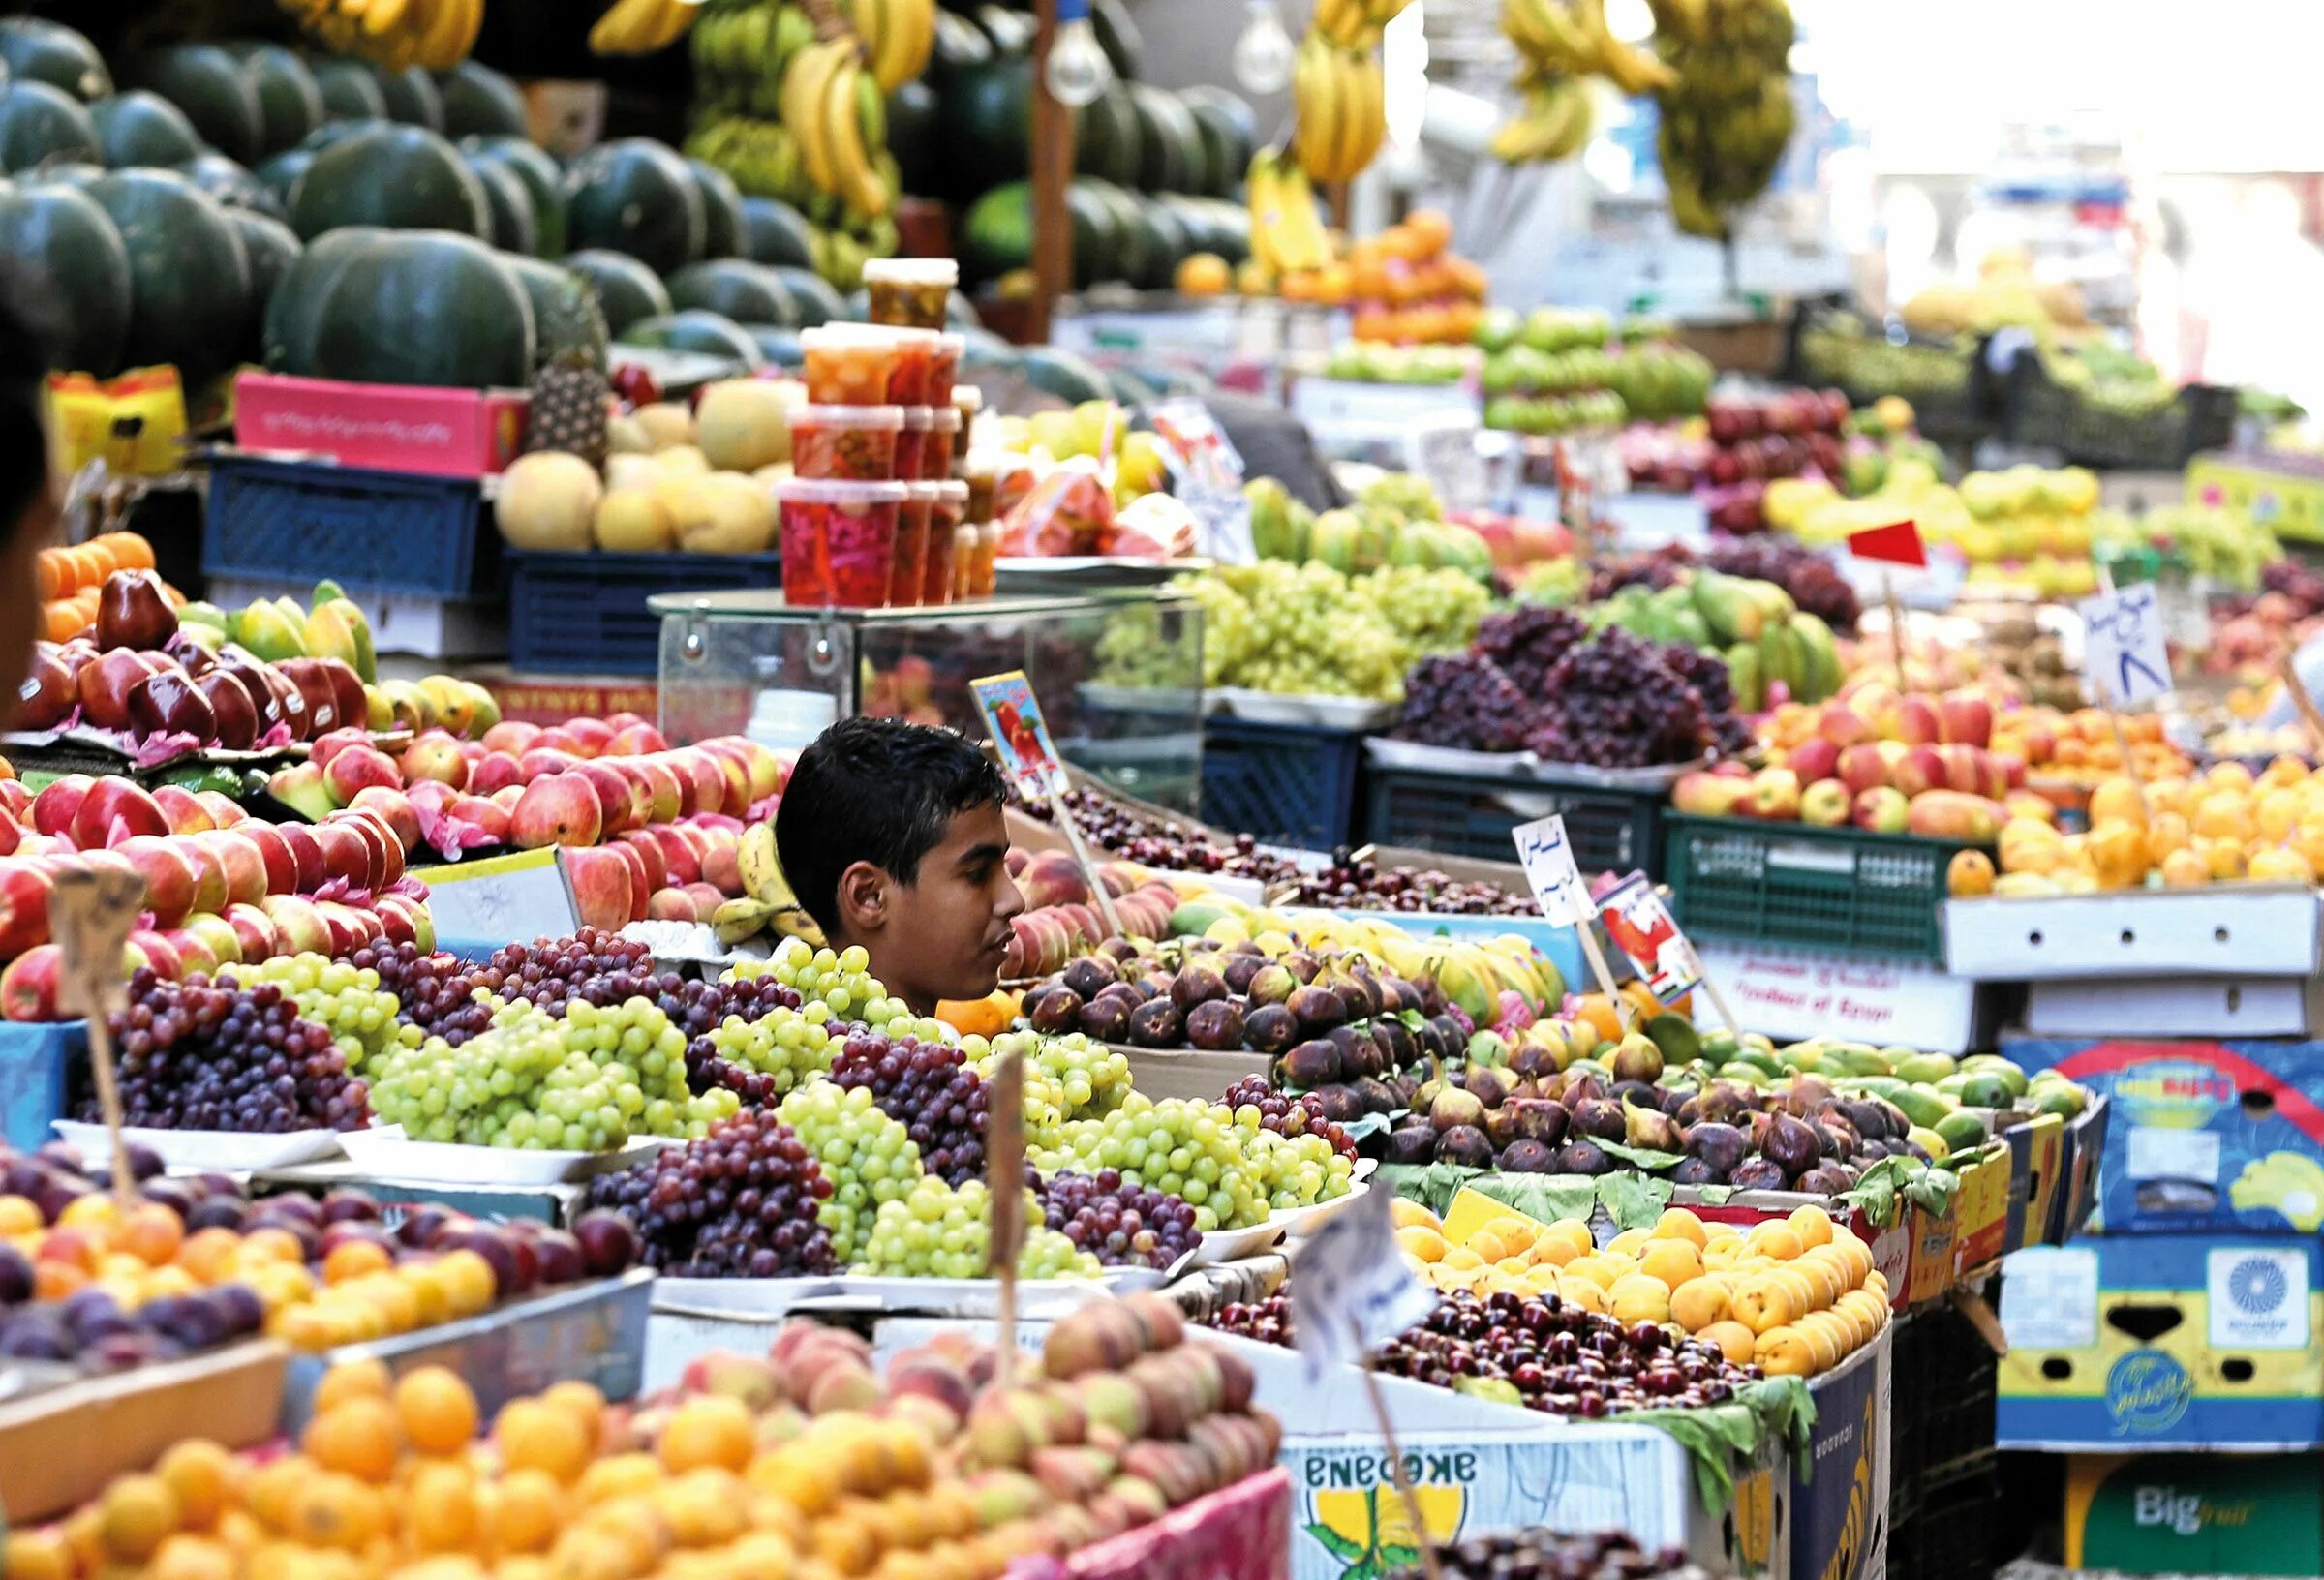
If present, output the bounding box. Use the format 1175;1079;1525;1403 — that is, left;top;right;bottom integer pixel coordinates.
572;1209;642;1276
0;1244;31;1304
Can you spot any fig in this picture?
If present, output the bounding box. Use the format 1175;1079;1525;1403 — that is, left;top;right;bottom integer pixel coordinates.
1354;1078;1400;1114
1624;1100;1683;1152
1079;997;1132;1043
1509;1040;1557;1080
1329;1024;1378;1079
1279;950;1319;983
1609;1035;1664;1084
1484;1105;1522;1151
1762;1112;1821;1178
1684;1122;1747;1174
1728;1157;1789;1191
1427;1015;1466;1054
1797;1163;1854;1196
1309;1085;1365;1125
1430;1086;1487;1133
1436;1125;1495;1168
1570;1098;1625;1141
1028;986;1084;1034
1505;1098;1570;1146
1062;956;1119;999
1412;1079;1441;1112
1816;1117;1859;1161
1137;974;1173;1000
1099;937;1141;962
1184;999;1245;1052
1221;954;1266;994
1857;1139;1891;1161
1171;964;1228;1016
1694;1080;1755;1127
1656;1085;1690;1117
1093;983;1144;1015
1556;1139;1612;1175
1842;1100;1891;1141
1385;1123;1437;1165
1499;1139;1556;1172
1244;964;1295;1006
1371;1018;1416;1069
1124;998;1182;1048
1244;1003;1300;1055
1287;985;1345;1036
1675;1096;1703;1127
1671;1156;1722;1186
1610;1079;1659;1110
1783;1075;1836;1117
1278;1039;1341;1089
1345;963;1387;1018
1464;1066;1511;1109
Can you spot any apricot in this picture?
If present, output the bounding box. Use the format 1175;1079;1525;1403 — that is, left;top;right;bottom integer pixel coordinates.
396;1368;480;1456
1669;1279;1731;1333
498;1398;594;1484
305;1397;405;1484
1607;1273;1672;1324
1637;1239;1703;1290
1746;1223;1805;1261
658;1395;755;1474
1556;1276;1609;1314
1753;1325;1816;1377
1652;1207;1709;1248
156;1440;239;1532
1787;1205;1835;1248
1733;1276;1796;1336
1394;1226;1447;1264
1697;1321;1757;1363
99;1473;182;1562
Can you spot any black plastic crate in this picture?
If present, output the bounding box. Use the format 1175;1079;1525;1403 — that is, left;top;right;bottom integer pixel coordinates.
205;455;500;598
1199;716;1364;851
1364;762;1663;876
1783;301;2003;447
2003;357;2241;471
1890;1306;2001;1516
1664;814;1978;964
508;551;780;675
1891;1454;1997;1580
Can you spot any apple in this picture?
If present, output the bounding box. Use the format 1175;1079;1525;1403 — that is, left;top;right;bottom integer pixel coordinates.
480;721;541;757
1940;690;1993;749
470;753;524;797
163;927;221;978
1799;779;1850;827
490;785;526;814
1747;767;1801;821
1891;746;1946;800
376;895;434;952
323;745;403;807
151;785;216;836
126;670;218;743
179;838;229;916
70;780;169;851
684;882;727;922
260;896;334;957
0;861;56;957
15;644;76;730
1815;706;1875;748
223;902;282;962
348;787;421;853
277;825;327;893
1851;786;1910;835
193;790;247;829
518;747;579;783
311;901;367;955
1939;744;1987;796
1894;695;1942;746
575;762;641;836
618;831;668;895
128;929;184;981
332;810;404;891
608;722;668;755
1;943;64;1021
607;840;652;922
309;822;380;890
198;831;271;908
400;731;470;790
449;795;512;846
643;826;701;886
1835;743;1890;796
697;743;754;814
76;648;159;730
192;671;260;751
30;775;91;839
1789;738;1840;786
534;727;586;757
510;773;604;850
566;846;635;932
1670;772;1749;818
563;718;614;757
634;761;683;823
0;780;29;821
113;836;198;927
646;887;698;922
672;751;725;818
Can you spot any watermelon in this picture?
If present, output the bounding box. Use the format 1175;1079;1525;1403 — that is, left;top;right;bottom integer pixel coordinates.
290;124;489;240
1105;365;1160;406
1070;178;1132;285
302;231;534;386
972;4;1036;54
742;324;805;370
771;265;845;327
1076;83;1141;190
310;58;388;121
1138;202;1190;289
228;209;301;360
929;10;993;77
560;249;671;336
933;57;1030;202
504;254;608;371
263;225;388;375
959;178;1108;288
615;310;763;369
377;66;443;130
255;147;318;209
1179;87;1255;198
299;117;388;153
0;182;131;373
35;163;105;190
468;157;537;254
237;45;325;154
93;91;203;169
1021;346;1110;404
565;137;704;276
1128;84;1202;193
179;153;285;219
667;258;796;327
84;169;252;386
737;197;815;269
1088;0;1144;81
133;46;264;163
0;19;110;103
435;63;527;139
685;158;747;258
461;136;566;257
888;79;937;198
0;82;101;172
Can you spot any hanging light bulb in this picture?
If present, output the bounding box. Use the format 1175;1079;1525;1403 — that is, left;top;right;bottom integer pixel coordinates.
1232;0;1295;94
1045;0;1113;108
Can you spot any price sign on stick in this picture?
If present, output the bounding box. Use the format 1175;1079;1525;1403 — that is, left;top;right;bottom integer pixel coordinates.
1595;873;1701;1003
970;670;1121;939
1849;520;1924;691
50;865;146;1212
984;1046;1026;1385
1513;815;1627;1021
2079;584;2174;709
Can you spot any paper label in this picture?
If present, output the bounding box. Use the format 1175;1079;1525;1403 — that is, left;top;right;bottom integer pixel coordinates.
2080;583;2175;707
2126;1125;2221;1186
1999;1245;2100;1349
414;847;578;945
2209;1246;2311;1351
969;669;1067;799
1595;872;1703;1004
1291;1180;1435;1380
1512;814;1593;927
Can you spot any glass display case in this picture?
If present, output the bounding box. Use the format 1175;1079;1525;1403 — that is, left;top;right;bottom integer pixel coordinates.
650;588;1205;810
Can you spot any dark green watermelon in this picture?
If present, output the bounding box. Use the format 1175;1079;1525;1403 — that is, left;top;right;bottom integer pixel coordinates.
0;19;110;103
228;208;301;360
667;258;796;327
615;310;763;369
263;225;388;374
737;197;815;269
685;158;747;258
304;230;534;386
0;82;101;172
560;248;671;336
133;46;264;163
34;163;106;190
179;152;285;219
468;157;537;254
237;44;325;154
1137;201;1191;289
435;63;527;139
1076;83;1141;190
309;57;388;121
1128;84;1202;193
377;65;443;130
1088;0;1144;81
770;265;845;327
1178;86;1255;198
1070;178;1131;285
93;91;202;169
1021;345;1110;404
888;79;937;198
504;254;608;371
290;124;489;240
84;169;252;385
461;135;565;256
960;178;1107;288
0;182;131;372
255;147;318;210
299;117;389;152
933;57;1030;201
741;323;804;370
565;137;704;276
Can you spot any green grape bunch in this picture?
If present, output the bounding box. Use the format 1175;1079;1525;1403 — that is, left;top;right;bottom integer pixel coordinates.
775;1078;926;1265
241;955;411;1074
861;1176;1101;1280
1031;1094;1355;1232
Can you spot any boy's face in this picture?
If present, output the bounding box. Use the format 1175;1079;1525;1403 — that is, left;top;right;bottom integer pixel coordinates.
836;802;1024;1014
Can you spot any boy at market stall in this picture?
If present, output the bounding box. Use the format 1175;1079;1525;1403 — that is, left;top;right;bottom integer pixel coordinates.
775;716;1025;1016
0;267;58;722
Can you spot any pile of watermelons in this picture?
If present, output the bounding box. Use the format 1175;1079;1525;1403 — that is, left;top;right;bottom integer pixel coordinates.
924;0;1255;290
0;17;886;389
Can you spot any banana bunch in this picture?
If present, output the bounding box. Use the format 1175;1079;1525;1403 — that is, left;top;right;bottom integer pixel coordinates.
1290;33;1385;185
1647;0;1793;238
279;0;481;70
711;823;828;948
779;35;891;218
1310;0;1416;51
693;1;818;115
1487;72;1593;163
840;0;935;93
2231;1151;2324;1232
1245;146;1332;277
590;0;697;56
1493;0;1671;165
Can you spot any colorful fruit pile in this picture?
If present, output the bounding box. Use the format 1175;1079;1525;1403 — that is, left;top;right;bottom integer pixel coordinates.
1621;388;1852;533
1383;1529;1704;1580
1476;310;1713;435
1993;757;2324;895
1242;474;1500;584
1337;210;1488;346
1159;559;1489;703
1587;567;1845;710
34;533;172;645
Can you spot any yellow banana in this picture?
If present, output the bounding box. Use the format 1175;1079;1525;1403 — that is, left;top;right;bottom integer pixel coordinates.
1271;155;1332;271
413;0;480;69
823;52;887;215
782;38;845;195
1290;35;1343;183
737;822;794;908
711;896;780;947
1502;0;1599;74
360;0;413;39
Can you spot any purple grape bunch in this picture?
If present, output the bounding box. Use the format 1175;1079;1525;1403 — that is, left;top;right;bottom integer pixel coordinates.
829;1031;991;1185
84;969;370;1133
1033;1167;1203;1269
583;1112;839;1278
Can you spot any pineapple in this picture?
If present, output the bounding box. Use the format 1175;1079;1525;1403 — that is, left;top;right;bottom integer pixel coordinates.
524;354;612;465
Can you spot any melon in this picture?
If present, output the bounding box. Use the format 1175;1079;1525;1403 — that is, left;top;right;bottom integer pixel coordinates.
594;486;676;551
667;471;776;554
495;450;603;551
632;402;694;449
695;378;802;471
603;452;662;490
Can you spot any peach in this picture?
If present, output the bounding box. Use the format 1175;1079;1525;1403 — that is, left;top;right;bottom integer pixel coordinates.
510;774;604;850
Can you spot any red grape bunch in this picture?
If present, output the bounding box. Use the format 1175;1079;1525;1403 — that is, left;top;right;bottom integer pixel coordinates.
829;1031;991;1185
1033;1166;1203;1269
583;1112;838;1278
86;969;370;1133
1222;1076;1357;1159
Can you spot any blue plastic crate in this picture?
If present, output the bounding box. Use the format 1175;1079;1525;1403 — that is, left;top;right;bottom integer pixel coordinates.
0;1019;81;1150
507;551;780;675
205;455;499;597
1199;716;1363;851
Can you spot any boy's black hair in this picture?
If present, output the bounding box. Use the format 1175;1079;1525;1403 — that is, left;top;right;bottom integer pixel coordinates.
0;259;55;525
775;717;1009;933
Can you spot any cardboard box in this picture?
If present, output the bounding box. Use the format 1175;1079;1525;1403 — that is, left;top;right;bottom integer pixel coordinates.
2064;1452;2324;1574
2027;975;2324;1038
234;371;529;477
1118;1046;1273;1103
2053;1096;2111;1243
1944;885;2321;980
0;1342;289;1521
1904;1196;1960;1308
1953;1147;2011;1274
1789;1327;1891;1580
2003;1111;2065;1254
1998;1236;2324;1451
2004;1037;2324;1235
467;668;659;730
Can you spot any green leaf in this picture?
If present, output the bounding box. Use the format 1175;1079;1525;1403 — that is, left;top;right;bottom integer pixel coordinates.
1597;1138;1685;1171
1466;1172;1598;1227
1380;1544;1422;1568
1305;1524;1365;1563
1596;1171;1674;1230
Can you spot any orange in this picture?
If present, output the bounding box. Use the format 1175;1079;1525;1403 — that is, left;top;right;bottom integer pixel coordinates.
99;532;155;570
395;1368;479;1455
156;1439;239;1532
323;1239;393;1285
288;1473;386;1552
304;1397;405;1483
314;1358;394;1417
496;1398;594;1485
99;1473;183;1562
33;548;67;600
2;1530;73;1580
33;1259;88;1301
540;1381;607;1445
1574;995;1624;1043
495;1468;568;1553
658;1395;755;1474
1945;849;1994;897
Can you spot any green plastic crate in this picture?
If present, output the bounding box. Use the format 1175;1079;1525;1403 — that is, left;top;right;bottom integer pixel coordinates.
1663;813;1979;964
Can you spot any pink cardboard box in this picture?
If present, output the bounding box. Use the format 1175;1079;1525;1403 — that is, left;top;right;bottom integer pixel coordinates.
234;371;530;477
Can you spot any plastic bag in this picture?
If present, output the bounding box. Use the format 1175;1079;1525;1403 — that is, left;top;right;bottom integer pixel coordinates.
1102;493;1198;560
995;457;1115;557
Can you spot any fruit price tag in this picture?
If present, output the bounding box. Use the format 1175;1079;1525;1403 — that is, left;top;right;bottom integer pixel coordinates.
1512;814;1592;927
414;847;578;948
1291;1179;1435;1381
1595;872;1704;1005
2079;584;2174;708
1846;519;1926;567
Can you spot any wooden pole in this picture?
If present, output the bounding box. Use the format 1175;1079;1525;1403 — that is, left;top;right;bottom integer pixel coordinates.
1027;0;1074;345
1352;1322;1445;1580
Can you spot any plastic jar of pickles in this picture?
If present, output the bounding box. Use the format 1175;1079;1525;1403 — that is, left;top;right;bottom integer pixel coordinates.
787;405;904;481
862;258;959;331
923;479;968;605
890;486;935;607
951;384;983;454
776;478;908;607
800;325;904;405
899;405;962;482
960;448;1001;524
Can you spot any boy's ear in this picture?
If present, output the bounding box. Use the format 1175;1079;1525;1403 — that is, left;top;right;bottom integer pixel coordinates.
835;860;889;932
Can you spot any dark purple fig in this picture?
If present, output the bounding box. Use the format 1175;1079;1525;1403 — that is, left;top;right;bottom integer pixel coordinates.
1437;1125;1495;1168
1371;1018;1416;1069
1184;998;1245;1051
1221;954;1266;995
1329;1024;1378;1079
1028;985;1085;1034
1344;963;1386;1018
1309;1085;1365;1124
1171;963;1228;1016
1841;1100;1890;1141
1382;977;1423;1015
1484;1105;1523;1150
1556;1139;1612;1175
1354;1078;1400;1113
1571;1098;1625;1141
1287;985;1345;1036
1499;1139;1556;1172
1560;1071;1606;1108
1279;1039;1341;1089
1611;1079;1659;1110
1685;1122;1747;1174
1062;955;1120;999
1783;1075;1835;1117
1125;998;1182;1048
1796;1163;1854;1196
1386;1123;1438;1165
1762;1112;1821;1177
1729;1157;1789;1191
1244;1003;1300;1055
1079;996;1132;1043
1506;1098;1570;1146
1100;937;1141;962
1671;1156;1722;1186
1465;1066;1511;1109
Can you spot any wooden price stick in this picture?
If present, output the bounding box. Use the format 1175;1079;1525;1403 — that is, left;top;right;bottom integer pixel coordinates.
49;865;147;1212
985;1046;1026;1388
1571;915;1634;1032
1884;574;1908;694
1351;1329;1444;1580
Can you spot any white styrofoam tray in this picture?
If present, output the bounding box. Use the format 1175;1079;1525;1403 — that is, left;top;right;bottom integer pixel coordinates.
1944;884;2322;980
336;1129;662;1184
52;1120;354;1170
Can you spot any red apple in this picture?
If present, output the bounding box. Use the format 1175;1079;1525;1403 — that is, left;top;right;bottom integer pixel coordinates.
310;728;372;771
565;846;634;931
634;761;683;823
323;745;402;807
330;811;402;891
164;927;221;979
76;649;159;731
1891;746;1946;799
70;780;169;852
31;775;92;839
260;895;334;956
1894;695;1942;746
193;791;247;829
1;943;63;1020
113;836;197;927
377;895;434;952
349;787;421;852
1836;743;1890;796
1789;738;1840;786
400;731;470;790
619;831;668;895
192;671;260;752
607;841;651;922
1939;744;1987;796
510;773;604;849
14;644;76;730
1940;690;1993;749
178;838;229;916
1815;706;1875;748
534;727;586;757
563;718;614;757
480;721;542;757
642;826;700;887
676;750;736;817
309;822;379;890
198;830;271;908
0;860;56;957
126;670;217;744
469;753;524;798
128;929;184;980
272;823;327;894
310;901;366;956
151;785;216;837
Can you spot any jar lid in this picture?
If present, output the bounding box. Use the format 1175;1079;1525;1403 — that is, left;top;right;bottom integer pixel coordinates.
774;477;910;504
862;258;960;288
901;405;963;432
789;404;906;430
906;480;970;501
